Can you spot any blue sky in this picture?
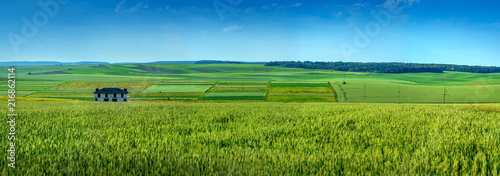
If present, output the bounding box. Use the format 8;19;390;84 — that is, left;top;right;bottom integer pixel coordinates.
1;0;499;66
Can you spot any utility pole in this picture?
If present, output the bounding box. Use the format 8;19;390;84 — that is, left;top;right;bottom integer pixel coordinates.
443;87;447;104
398;86;400;104
343;72;346;84
364;82;366;97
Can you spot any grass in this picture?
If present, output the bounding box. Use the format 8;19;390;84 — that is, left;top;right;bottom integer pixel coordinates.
201;96;267;100
332;81;500;103
268;82;335;102
143;84;213;93
202;89;267;100
133;92;204;100
28;82;153;100
216;85;268;88
267;95;335;102
204;92;267;97
2;102;500;175
218;81;269;84
3;64;500;86
0;81;63;97
3;63;500;174
270;87;333;94
463;105;500;113
1;64;500;103
158;81;215;85
271;82;330;87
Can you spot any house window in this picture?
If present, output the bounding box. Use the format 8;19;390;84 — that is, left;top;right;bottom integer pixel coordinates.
105;94;108;98
104;99;109;102
114;93;116;97
121;93;124;98
112;99;117;102
98;93;101;98
124;99;127;102
95;98;97;101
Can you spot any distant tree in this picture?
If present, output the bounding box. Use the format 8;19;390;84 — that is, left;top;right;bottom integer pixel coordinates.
265;61;500;73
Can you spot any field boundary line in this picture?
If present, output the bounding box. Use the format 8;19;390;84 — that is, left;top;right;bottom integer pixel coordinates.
329;81;339;102
200;81;219;100
132;82;157;98
333;82;348;102
25;81;67;98
266;81;271;101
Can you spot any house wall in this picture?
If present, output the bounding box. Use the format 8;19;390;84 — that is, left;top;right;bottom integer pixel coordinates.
94;93;128;102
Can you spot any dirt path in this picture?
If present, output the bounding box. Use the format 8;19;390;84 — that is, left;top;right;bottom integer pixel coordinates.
332;82;348;102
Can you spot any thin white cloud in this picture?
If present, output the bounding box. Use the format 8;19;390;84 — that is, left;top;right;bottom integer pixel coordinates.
383;0;419;9
262;3;278;10
115;0;151;13
263;3;302;10
291;3;302;7
334;11;343;18
157;6;201;13
353;3;370;8
223;25;243;32
114;0;126;13
129;1;149;12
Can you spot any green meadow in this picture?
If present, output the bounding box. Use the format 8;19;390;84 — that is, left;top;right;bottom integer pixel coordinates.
1;63;500;175
332;81;500;103
216;85;268;88
0;63;499;103
143;84;213;93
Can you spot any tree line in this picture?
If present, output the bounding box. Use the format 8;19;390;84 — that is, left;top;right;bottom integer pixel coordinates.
195;60;266;64
265;61;500;73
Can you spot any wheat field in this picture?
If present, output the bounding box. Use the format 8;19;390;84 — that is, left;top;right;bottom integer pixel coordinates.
1;102;499;175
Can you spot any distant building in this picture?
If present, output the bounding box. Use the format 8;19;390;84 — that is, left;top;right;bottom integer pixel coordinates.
94;88;128;102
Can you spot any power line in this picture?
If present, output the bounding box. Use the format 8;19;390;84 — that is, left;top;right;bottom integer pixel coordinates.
443;87;447;104
398;86;400;104
364;82;366;97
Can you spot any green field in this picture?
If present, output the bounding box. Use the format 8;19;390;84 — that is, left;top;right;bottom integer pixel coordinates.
268;81;336;102
2;102;500;175
1;64;499;103
332;81;500;103
204;92;267;97
216;85;268;88
203;89;268;100
143;84;213;93
271;82;331;87
270;87;333;94
27;82;153;100
2;63;500;174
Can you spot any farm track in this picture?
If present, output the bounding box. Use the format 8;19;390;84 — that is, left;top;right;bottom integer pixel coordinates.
333;82;348;102
329;81;339;102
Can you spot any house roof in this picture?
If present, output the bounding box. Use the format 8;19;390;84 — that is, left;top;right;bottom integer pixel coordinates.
94;88;128;94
